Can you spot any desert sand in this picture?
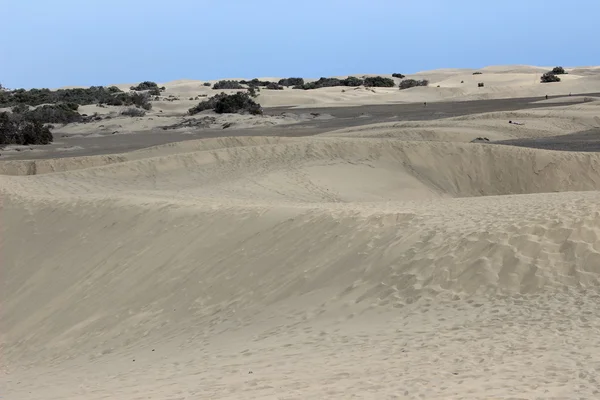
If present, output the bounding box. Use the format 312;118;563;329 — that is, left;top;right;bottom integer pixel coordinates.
3;65;600;399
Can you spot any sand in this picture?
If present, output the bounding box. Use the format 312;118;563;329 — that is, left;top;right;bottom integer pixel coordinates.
3;65;600;399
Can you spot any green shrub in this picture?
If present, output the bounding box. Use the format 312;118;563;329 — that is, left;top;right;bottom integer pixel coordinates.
130;81;159;91
278;77;304;87
472;72;483;75
551;66;567;75
392;73;405;79
540;73;561;83
364;76;395;87
213;80;243;90
214;92;262;114
189;92;262;115
265;82;284;90
203;82;212;87
121;107;146;117
399;79;429;90
0;86;132;108
241;78;273;87
24;103;82;124
0;112;54;145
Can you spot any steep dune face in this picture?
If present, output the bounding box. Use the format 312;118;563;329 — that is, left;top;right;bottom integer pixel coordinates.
4;137;600;367
6;138;600;201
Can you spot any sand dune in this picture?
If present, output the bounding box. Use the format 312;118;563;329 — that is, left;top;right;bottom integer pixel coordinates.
4;66;600;399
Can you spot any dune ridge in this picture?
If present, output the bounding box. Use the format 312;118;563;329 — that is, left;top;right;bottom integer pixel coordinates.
4;66;600;399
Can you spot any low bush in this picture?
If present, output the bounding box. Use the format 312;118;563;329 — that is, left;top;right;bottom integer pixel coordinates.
540;73;561;83
399;79;429;90
0;112;53;145
295;76;365;90
364;76;395;87
214;92;262;114
23;103;82;124
213;80;243;90
121;107;146;117
265;82;284;90
130;81;159;91
478;82;484;87
551;66;567;75
203;82;212;87
392;73;405;79
188;92;262;115
240;78;273;87
472;72;483;75
278;77;304;87
0;86;132;108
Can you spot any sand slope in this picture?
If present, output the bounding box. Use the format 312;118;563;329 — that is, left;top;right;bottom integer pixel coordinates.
4;132;600;398
4;67;600;399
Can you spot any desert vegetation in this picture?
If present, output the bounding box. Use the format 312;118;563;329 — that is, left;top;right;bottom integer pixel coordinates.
364;76;395;87
278;77;304;87
189;92;262;115
551;66;567;75
540;72;561;83
0;111;53;145
212;80;244;90
399;79;429;90
120;107;146;117
392;73;405;79
295;77;365;90
0;85;151;109
265;82;284;90
130;81;159;91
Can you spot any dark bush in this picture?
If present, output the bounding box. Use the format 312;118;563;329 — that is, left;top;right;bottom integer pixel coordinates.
265;82;283;90
121;107;146;117
11;104;30;114
392;73;405;79
342;76;364;87
130;81;159;91
241;78;273;87
247;86;259;98
295;77;365;90
0;112;54;145
214;92;262;115
473;72;483;75
148;87;161;96
213;80;244;90
478;82;484;87
364;76;395;87
24;103;82;124
130;92;152;110
541;73;561;83
278;77;304;87
188;93;228;115
189;92;262;115
399;79;429;90
203;82;212;87
0;86;134;108
551;66;567;75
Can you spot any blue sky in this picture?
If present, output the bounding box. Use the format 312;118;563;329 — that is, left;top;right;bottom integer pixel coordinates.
1;0;597;89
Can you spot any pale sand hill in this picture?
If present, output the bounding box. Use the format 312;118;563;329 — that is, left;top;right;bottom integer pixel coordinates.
3;68;600;399
4;131;600;398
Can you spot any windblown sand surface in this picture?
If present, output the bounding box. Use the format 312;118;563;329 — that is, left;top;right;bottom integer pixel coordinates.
3;66;600;399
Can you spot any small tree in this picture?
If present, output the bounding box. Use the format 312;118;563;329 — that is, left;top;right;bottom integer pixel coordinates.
278;77;304;87
213;80;243;90
364;76;395;87
540;73;561;83
399;79;429;90
392;73;405;79
551;66;567;75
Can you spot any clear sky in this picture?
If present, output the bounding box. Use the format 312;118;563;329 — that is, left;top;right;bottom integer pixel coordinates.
1;0;597;89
